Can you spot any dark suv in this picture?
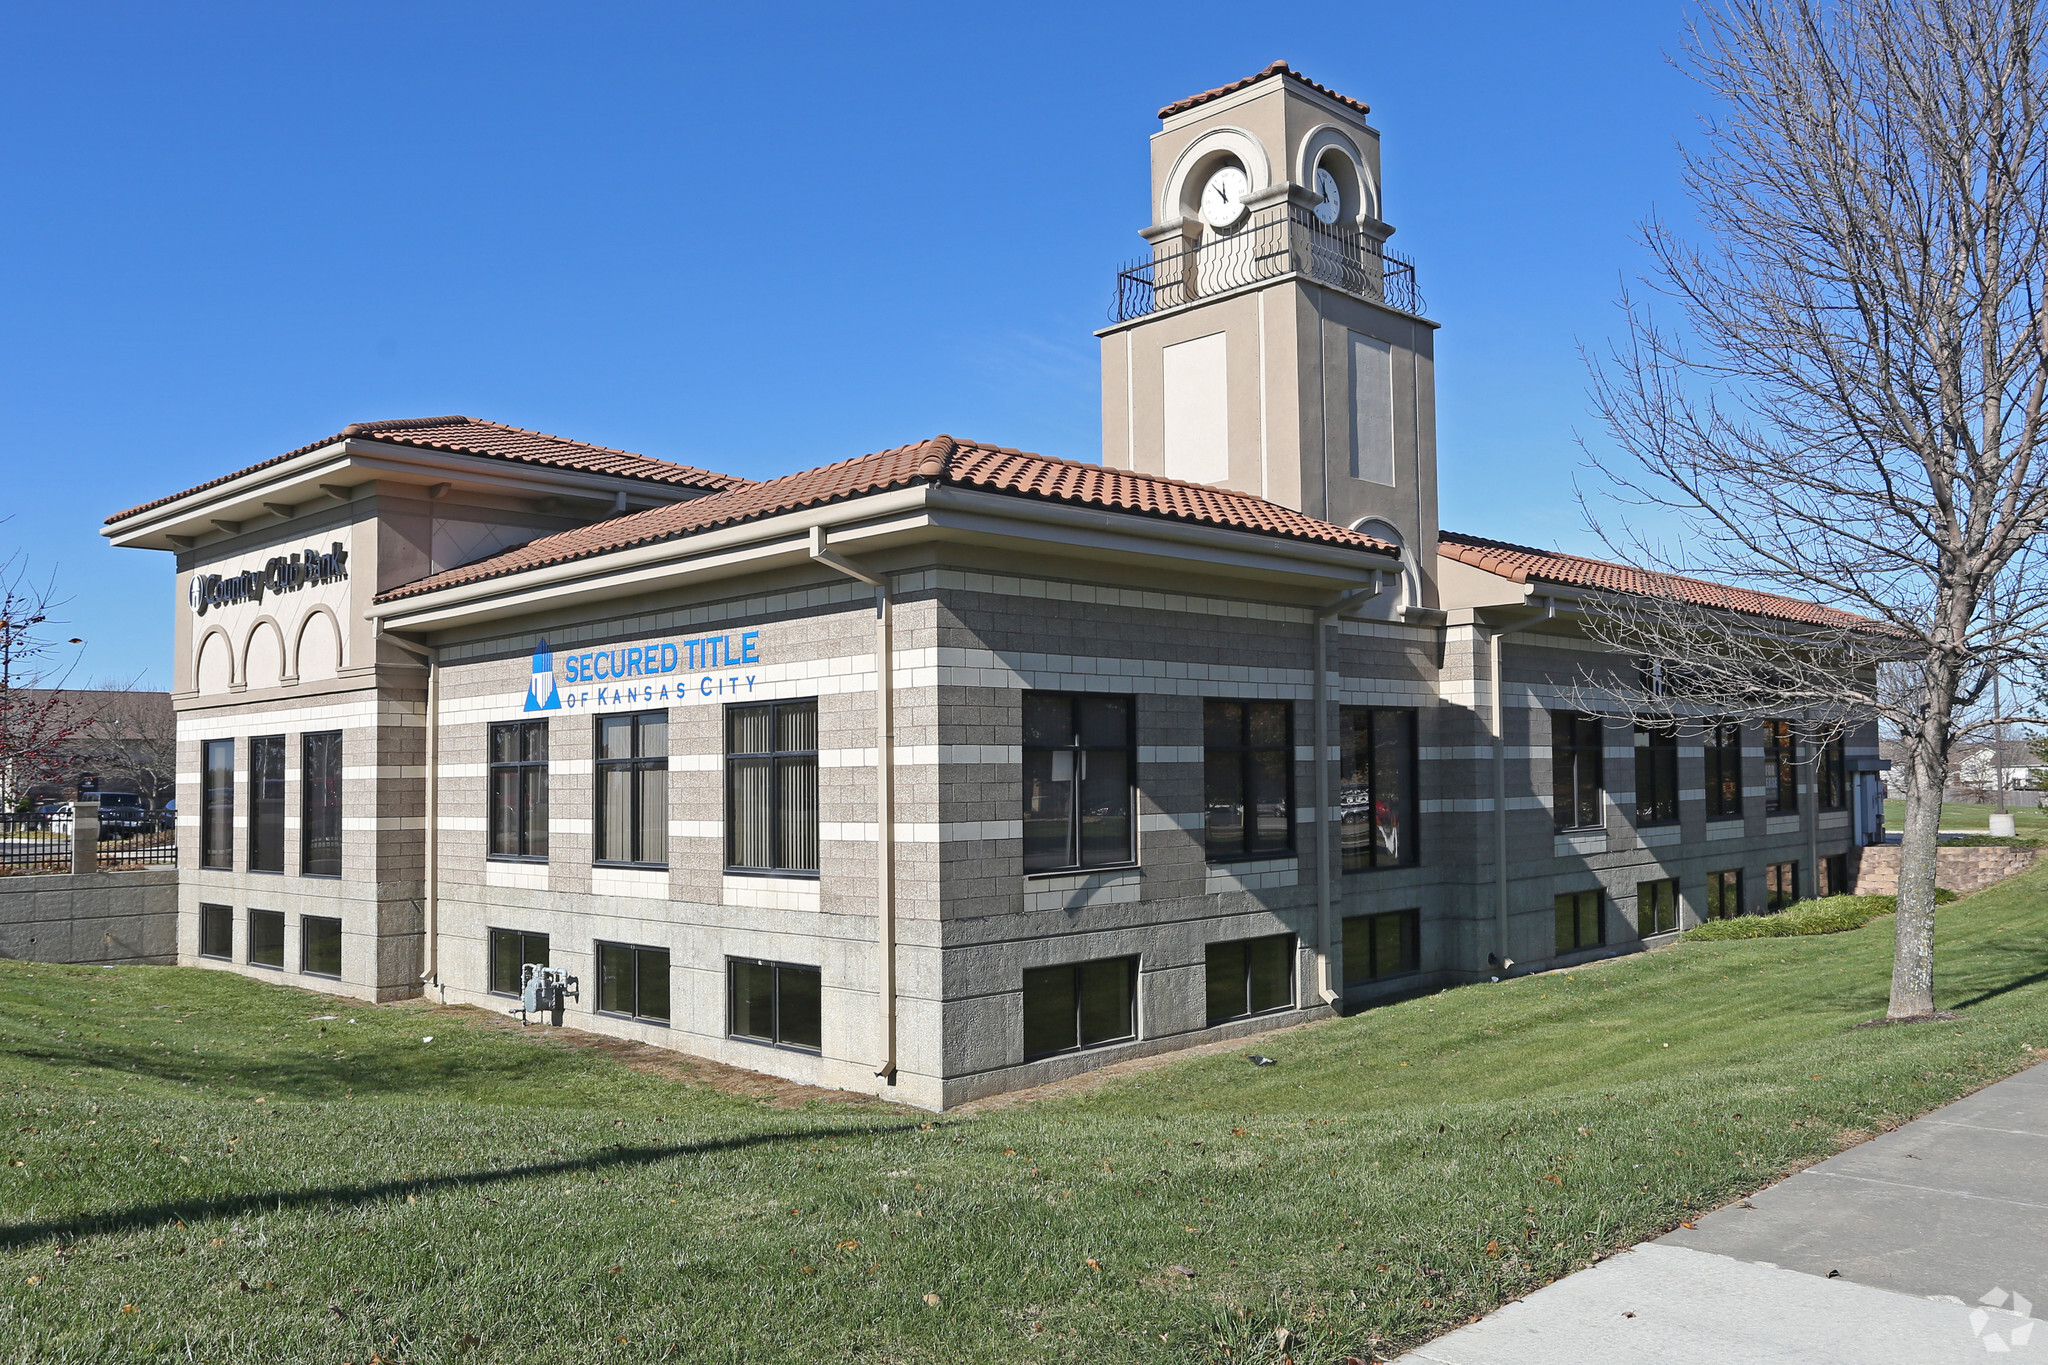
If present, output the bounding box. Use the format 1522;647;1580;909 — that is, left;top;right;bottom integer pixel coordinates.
93;792;156;837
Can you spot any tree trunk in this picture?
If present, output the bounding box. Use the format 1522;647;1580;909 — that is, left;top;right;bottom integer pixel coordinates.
1889;742;1946;1018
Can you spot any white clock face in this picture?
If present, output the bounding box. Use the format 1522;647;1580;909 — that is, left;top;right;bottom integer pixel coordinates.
1200;165;1251;229
1313;167;1343;225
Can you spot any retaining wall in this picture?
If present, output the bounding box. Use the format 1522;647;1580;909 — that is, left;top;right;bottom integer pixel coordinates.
0;868;178;965
1854;844;2039;897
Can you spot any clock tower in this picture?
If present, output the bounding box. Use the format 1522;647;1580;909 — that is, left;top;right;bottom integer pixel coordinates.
1098;61;1439;608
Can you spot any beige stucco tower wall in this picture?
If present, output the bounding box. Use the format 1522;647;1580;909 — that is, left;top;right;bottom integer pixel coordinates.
1098;64;1441;608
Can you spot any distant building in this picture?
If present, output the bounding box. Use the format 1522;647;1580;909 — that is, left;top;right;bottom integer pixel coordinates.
11;688;175;807
101;63;1884;1109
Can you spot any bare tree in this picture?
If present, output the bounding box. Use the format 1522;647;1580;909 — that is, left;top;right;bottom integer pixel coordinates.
1582;0;2048;1019
65;674;177;808
0;548;87;809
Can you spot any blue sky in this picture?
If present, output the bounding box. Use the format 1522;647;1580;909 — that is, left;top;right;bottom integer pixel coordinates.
0;2;1700;689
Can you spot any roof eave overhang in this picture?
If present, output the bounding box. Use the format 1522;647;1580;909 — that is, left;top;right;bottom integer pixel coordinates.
102;439;713;551
367;483;1396;636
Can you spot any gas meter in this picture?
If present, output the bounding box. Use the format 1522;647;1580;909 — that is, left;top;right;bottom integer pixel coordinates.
514;963;579;1026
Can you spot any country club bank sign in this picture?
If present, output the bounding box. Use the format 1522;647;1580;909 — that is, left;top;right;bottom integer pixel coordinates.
523;631;762;713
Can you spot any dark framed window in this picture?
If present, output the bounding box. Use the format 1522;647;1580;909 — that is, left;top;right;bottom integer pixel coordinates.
595;712;668;868
1820;852;1850;897
1554;890;1604;954
489;721;549;860
1022;956;1138;1059
1551;714;1606;831
1022;692;1135;873
1705;723;1744;820
1763;721;1798;815
1766;861;1800;913
488;928;550;996
725;700;819;874
1205;934;1294;1024
728;958;823;1053
1342;908;1420;986
301;915;341;978
301;731;342;877
1817;738;1847;811
201;739;234;870
198;903;233;960
249;735;286;873
1636;878;1679;936
1707;868;1745;919
1339;707;1418;870
596;941;670;1023
1634;725;1678;826
1204;700;1293;862
248;909;284;969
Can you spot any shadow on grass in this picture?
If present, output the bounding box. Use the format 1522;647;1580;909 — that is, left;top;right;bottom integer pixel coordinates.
0;1119;929;1250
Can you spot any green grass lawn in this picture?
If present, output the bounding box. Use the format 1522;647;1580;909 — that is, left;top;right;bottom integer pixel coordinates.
1884;796;2048;834
6;877;2048;1365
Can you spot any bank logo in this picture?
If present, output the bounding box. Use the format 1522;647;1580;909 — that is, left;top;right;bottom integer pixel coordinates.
1966;1286;2034;1352
525;639;561;712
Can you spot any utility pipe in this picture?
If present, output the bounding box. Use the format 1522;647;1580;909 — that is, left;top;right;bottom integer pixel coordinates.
1312;575;1390;1005
808;525;897;1085
1487;597;1555;973
377;626;441;988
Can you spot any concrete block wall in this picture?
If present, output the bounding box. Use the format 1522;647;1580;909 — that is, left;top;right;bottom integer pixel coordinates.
0;868;178;965
1853;844;2038;897
423;567;948;1106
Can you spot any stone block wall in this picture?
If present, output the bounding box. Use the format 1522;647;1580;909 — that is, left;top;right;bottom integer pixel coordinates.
1852;844;2039;897
0;868;178;965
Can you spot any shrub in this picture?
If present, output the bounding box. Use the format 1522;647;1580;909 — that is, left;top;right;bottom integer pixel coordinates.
1680;894;1897;941
1940;834;2036;848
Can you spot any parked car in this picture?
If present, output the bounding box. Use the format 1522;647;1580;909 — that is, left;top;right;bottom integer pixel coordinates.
92;793;156;837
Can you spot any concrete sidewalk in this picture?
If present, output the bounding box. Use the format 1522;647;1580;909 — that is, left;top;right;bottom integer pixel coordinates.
1396;1061;2047;1363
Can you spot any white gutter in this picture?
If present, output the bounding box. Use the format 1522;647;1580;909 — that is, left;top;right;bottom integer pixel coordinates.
1312;575;1391;1005
806;525;898;1087
1488;596;1555;973
376;626;441;989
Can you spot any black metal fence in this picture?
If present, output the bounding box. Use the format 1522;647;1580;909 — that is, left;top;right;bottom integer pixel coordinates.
1112;205;1421;322
0;813;71;875
99;827;177;869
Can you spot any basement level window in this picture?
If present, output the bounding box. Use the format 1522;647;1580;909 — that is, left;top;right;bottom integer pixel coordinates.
1205;934;1294;1025
248;909;284;970
728;958;822;1054
596;941;670;1024
1023;956;1138;1060
301;915;341;979
198;903;232;960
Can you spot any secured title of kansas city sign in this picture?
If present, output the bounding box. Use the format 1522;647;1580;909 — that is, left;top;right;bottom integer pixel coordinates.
523;631;762;713
188;542;349;616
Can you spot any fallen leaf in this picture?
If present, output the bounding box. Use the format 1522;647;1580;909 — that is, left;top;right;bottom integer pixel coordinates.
25;1276;41;1286
607;1265;622;1274
923;1293;941;1306
836;1240;859;1251
1486;1241;1501;1257
1168;1264;1195;1278
1085;1258;1101;1272
120;1304;136;1314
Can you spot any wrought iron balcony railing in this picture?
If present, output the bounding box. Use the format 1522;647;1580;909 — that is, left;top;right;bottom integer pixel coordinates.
1111;205;1421;323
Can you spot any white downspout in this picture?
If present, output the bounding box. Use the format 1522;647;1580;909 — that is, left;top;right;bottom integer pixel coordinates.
807;525;897;1085
1313;574;1390;1005
1488;597;1554;974
377;625;441;989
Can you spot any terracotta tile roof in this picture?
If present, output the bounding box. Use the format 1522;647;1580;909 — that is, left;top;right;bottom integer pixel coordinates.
376;435;1398;603
1158;60;1369;121
1437;530;1874;630
103;416;745;525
